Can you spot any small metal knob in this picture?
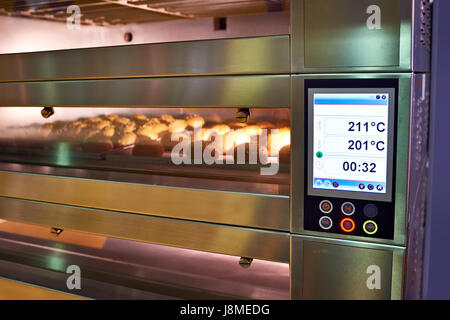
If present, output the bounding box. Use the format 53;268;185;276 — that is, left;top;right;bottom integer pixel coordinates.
239;257;253;268
41;107;55;119
236;108;250;123
51;227;64;236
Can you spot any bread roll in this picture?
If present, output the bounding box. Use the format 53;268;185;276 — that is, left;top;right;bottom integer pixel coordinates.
159;114;175;124
113;117;136;134
202;124;231;155
168;119;188;133
132;114;149;126
268;127;290;156
133;135;165;157
136;123;168;140
81;136;114;153
279;145;290;164
160;130;191;151
117;132;137;147
104;114;119;121
186;115;205;129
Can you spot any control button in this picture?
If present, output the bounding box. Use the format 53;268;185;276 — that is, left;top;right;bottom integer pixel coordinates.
363;204;379;218
319;200;333;214
363;220;378;235
368;184;374;190
319;216;333;230
340;218;356;233
341;202;355;216
359;184;365;190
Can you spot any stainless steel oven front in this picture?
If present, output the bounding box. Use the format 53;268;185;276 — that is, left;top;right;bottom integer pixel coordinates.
0;0;432;300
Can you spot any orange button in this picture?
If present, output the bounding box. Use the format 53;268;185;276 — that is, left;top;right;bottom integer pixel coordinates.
340;218;356;233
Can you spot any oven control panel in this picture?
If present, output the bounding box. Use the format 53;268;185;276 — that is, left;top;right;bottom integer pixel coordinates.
304;196;394;239
304;79;398;240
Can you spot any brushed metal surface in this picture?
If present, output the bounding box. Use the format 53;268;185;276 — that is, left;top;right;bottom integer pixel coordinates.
0;276;85;300
290;235;405;300
290;0;414;73
0;196;290;263
290;74;411;247
0;36;290;81
0;75;290;108
0;171;290;232
412;0;432;72
404;73;430;299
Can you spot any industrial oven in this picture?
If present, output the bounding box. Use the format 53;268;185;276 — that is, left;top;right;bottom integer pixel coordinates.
0;0;431;299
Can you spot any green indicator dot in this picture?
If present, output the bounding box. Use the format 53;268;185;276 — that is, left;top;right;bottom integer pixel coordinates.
316;151;323;158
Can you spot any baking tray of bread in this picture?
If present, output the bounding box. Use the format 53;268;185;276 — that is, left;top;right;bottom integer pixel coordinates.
0;112;291;179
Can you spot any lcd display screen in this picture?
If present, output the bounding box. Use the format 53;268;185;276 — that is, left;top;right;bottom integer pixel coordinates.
307;88;395;201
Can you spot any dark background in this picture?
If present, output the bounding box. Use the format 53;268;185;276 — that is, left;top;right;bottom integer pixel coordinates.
423;0;450;299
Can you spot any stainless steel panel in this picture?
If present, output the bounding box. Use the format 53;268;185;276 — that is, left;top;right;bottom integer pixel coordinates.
0;196;290;263
0;36;290;81
412;0;432;72
291;0;414;72
290;74;411;246
0;75;290;108
404;73;430;299
305;0;400;68
0;171;290;231
290;235;405;300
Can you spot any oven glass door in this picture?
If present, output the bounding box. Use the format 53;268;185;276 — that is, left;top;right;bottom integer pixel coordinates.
0;107;290;196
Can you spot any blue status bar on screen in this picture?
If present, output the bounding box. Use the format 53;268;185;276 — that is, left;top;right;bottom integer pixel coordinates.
313;178;387;194
314;93;389;105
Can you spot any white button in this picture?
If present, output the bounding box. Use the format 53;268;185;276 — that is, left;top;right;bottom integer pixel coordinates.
319;216;333;230
319;200;333;214
341;202;355;216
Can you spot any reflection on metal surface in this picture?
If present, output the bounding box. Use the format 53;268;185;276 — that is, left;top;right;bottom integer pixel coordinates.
0;230;289;299
0;221;106;249
0;76;290;108
304;0;401;68
290;235;405;300
0;170;290;231
0;197;290;263
290;0;417;73
0;36;290;81
0;277;85;300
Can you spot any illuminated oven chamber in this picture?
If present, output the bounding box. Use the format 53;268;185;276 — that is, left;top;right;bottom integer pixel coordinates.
0;107;290;195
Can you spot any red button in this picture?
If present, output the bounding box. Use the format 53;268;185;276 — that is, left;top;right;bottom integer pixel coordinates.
340;218;356;233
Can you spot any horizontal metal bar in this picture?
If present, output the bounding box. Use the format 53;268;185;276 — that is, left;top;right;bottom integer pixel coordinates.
0;171;290;231
0;36;290;81
0;75;290;107
0;196;290;263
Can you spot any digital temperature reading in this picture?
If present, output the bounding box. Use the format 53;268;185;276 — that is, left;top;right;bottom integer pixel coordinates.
312;92;390;195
